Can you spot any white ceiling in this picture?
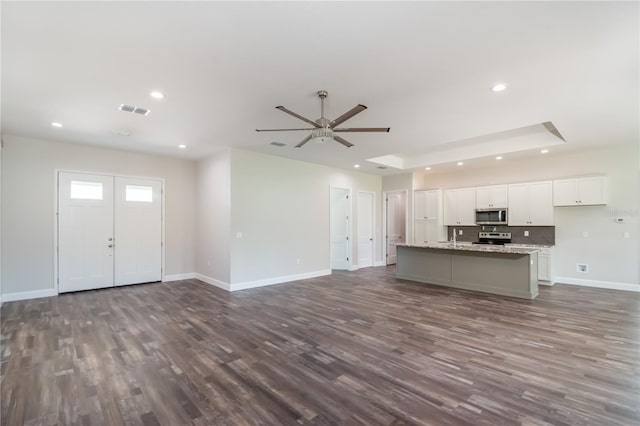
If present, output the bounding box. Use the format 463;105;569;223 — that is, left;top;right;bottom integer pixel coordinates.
2;2;638;175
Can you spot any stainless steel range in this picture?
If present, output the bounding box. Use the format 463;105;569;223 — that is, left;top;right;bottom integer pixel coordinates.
473;232;512;245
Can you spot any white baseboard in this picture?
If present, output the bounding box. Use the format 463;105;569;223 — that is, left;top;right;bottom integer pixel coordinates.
231;269;331;292
555;277;639;292
374;261;386;267
194;273;231;291
2;288;57;302
348;265;359;271
163;272;196;282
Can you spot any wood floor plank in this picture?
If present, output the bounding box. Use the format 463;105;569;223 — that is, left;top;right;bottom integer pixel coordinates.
1;266;638;425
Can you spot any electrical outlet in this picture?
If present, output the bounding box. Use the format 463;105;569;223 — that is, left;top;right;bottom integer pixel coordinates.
624;232;630;239
577;264;589;273
524;230;529;237
582;231;589;238
296;258;301;265
236;232;243;239
458;229;463;235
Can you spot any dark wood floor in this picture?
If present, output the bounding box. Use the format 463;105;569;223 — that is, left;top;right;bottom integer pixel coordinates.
1;267;639;426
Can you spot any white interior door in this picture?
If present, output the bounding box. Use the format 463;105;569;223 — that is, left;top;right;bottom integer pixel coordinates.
115;177;162;286
357;192;374;268
386;191;406;265
58;172;114;293
330;188;350;270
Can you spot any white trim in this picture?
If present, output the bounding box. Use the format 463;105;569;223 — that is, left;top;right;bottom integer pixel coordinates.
2;288;57;302
555;277;640;292
348;265;359;271
374;261;386;267
194;273;231;291
163;273;196;282
230;269;331;292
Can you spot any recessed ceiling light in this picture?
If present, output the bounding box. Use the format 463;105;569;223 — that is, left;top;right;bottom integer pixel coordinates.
150;91;164;100
496;156;503;160
541;149;549;154
491;83;507;92
178;144;187;149
354;164;360;168
51;122;63;128
425;167;431;170
457;162;464;166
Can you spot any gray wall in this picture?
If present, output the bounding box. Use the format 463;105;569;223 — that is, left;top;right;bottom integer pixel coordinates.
1;135;197;295
195;150;231;283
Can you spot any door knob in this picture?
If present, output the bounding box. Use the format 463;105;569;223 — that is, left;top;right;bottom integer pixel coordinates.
108;237;113;241
108;244;113;248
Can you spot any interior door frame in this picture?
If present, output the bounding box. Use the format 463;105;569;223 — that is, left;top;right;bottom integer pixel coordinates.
54;169;165;295
357;190;376;269
329;185;353;271
382;189;409;266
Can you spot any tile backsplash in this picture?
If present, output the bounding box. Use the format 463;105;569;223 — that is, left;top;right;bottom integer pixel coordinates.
447;226;555;245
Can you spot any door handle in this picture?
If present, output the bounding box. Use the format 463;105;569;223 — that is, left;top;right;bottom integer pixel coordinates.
108;244;113;248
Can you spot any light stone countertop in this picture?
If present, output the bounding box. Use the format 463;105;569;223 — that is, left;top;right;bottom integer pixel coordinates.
397;242;539;255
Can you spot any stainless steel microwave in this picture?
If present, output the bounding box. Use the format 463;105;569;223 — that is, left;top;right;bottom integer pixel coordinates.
475;208;508;225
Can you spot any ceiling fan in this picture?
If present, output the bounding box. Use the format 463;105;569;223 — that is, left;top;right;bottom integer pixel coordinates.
256;90;390;148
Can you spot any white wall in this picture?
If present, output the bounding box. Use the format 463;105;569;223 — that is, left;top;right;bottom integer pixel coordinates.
195;149;231;284
229;149;382;286
414;144;639;286
1;135;196;296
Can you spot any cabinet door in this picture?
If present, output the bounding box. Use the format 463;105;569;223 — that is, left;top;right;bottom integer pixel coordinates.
425;190;440;220
538;253;550;281
443;190;458;225
579;177;606;205
529;181;554;225
414;220;427;244
490;185;508;208
476;187;491;209
414;190;428;220
508;183;529;225
457;188;477;225
425;220;441;244
553;179;579;206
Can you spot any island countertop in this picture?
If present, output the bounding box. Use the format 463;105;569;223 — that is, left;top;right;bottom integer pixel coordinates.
397;242;539;255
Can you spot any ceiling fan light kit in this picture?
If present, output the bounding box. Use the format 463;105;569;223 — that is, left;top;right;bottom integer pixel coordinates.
256;90;390;148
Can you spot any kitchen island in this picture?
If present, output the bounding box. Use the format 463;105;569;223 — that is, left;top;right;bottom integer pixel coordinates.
396;243;539;299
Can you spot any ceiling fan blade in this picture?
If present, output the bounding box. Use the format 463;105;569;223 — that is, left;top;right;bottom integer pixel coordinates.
333;127;390;133
276;106;321;128
294;134;313;148
255;128;316;132
329;104;367;128
334;135;354;148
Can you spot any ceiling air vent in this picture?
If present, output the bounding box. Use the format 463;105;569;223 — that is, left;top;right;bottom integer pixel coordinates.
270;141;286;147
119;104;151;116
377;166;388;170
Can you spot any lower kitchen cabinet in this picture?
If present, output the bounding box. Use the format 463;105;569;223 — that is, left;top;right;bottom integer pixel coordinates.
509;245;554;284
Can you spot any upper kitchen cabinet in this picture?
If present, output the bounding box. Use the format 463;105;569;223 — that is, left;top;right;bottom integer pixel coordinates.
553;176;607;206
414;189;446;244
508;181;554;226
444;187;476;226
476;185;508;209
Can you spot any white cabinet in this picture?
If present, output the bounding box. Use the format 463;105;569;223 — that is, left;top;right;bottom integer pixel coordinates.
414;189;446;244
508;181;554;226
444;187;476;226
509;245;554;284
553;176;607;206
476;185;508;209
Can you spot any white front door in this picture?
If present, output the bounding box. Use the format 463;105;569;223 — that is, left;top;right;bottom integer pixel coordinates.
114;177;162;286
58;172;115;292
386;191;406;265
357;192;374;268
330;188;350;270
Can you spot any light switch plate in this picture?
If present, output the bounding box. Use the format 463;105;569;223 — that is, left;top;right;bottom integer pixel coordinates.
524;230;529;237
